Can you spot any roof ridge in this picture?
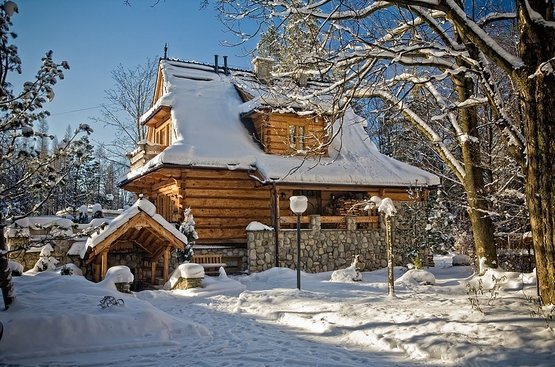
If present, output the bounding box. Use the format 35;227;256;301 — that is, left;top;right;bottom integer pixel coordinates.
163;57;252;74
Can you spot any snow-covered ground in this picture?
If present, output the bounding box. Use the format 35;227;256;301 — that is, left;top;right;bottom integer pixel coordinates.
0;256;553;366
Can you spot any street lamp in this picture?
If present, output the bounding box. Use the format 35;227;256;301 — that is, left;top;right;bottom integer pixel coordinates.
289;196;307;290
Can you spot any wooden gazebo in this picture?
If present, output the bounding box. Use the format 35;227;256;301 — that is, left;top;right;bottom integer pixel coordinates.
84;199;186;285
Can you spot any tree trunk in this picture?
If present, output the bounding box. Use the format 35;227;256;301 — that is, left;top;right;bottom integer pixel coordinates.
517;0;555;304
456;77;498;269
0;223;15;310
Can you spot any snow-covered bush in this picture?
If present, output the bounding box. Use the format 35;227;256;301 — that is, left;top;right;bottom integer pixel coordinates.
77;204;89;224
59;263;83;276
425;189;456;254
91;203;103;219
8;260;23;276
32;244;59;272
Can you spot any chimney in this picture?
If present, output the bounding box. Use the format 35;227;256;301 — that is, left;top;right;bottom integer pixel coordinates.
252;57;274;83
214;55;219;73
223;55;229;75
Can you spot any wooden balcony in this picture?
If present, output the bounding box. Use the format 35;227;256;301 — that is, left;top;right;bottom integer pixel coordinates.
127;142;167;171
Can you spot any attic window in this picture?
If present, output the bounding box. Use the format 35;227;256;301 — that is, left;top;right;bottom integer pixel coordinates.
172;74;213;82
289;125;305;151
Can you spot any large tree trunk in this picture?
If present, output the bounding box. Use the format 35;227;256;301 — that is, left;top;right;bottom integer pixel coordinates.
456;76;498;269
0;223;15;310
517;0;555;304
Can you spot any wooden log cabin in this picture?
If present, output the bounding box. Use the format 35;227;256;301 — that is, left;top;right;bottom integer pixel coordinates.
120;57;440;271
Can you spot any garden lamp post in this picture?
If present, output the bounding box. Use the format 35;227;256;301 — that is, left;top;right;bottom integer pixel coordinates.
289;196;307;290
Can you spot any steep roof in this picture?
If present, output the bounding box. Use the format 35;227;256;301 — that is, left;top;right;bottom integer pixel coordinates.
123;59;440;188
82;198;187;260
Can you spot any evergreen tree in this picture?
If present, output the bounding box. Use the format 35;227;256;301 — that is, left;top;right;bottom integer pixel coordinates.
176;208;198;263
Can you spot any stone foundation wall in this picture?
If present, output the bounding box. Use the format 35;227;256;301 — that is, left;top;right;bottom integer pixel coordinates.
8;239;85;273
248;216;409;273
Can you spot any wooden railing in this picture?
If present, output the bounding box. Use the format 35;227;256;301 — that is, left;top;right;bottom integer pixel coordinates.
279;215;379;229
127;143;167;170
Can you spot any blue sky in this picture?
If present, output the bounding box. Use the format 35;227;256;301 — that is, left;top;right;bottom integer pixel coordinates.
13;0;257;144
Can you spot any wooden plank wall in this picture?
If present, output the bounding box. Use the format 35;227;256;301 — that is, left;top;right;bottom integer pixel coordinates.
252;113;328;156
181;169;272;243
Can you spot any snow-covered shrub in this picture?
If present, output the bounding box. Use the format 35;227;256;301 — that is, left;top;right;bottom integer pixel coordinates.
425;189;456;254
91;203;103;219
411;257;423;270
59;263;83;276
77;204;89;224
8;260;23;276
32;244;59;272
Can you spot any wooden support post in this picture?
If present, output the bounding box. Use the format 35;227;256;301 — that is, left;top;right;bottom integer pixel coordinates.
151;261;157;285
101;251;108;280
163;247;170;282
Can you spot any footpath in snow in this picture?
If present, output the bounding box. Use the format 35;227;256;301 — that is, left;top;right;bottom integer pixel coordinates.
0;255;553;366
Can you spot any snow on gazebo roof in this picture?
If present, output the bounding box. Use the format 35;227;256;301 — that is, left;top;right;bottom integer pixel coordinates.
123;59;439;188
81;198;187;259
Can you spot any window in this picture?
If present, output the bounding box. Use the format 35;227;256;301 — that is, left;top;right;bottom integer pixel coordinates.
154;123;171;146
289;125;306;151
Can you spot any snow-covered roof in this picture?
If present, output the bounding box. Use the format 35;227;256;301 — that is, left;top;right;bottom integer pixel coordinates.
82;198;187;259
124;59;440;188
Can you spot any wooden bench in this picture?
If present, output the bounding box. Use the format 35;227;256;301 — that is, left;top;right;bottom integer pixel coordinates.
192;254;226;275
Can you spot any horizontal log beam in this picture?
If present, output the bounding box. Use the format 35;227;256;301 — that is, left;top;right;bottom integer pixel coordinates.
279;215;379;225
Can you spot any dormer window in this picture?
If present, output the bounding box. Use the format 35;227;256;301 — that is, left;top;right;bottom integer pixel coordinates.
289;125;306;152
154;122;171;146
144;106;172;147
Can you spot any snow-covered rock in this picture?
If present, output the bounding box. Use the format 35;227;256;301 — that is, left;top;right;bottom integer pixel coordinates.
452;254;472;266
100;265;134;291
330;265;362;282
396;269;436;285
164;263;205;290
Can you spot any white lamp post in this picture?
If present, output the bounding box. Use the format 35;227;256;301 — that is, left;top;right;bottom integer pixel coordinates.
289;196;308;290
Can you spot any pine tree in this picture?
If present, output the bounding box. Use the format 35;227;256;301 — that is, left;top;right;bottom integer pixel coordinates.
0;1;92;309
426;189;456;254
176;208;198;263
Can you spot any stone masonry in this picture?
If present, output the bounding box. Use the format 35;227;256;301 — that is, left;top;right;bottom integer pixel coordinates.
248;215;408;273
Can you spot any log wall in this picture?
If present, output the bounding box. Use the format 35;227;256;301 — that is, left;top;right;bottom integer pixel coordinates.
252;113;328;156
180;169;272;243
